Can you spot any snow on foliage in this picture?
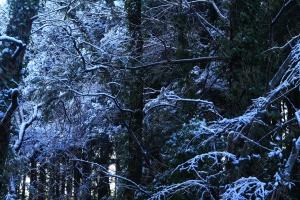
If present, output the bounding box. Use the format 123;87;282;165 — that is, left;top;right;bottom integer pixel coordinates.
222;177;271;200
149;180;213;200
173;151;236;175
150;40;300;199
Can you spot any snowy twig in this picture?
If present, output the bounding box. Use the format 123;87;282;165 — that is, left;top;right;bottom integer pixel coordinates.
68;88;117;99
149;180;214;200
222;177;270;200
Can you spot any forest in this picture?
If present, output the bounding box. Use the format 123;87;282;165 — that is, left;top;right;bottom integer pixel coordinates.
1;0;300;199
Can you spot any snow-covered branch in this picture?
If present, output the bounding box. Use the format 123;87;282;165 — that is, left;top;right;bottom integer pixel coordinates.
173;152;236;176
222;177;270;200
68;88;117;99
0;35;26;60
0;35;24;46
283;137;300;182
13;103;42;153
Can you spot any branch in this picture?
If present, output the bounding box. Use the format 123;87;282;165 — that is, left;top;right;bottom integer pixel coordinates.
85;65;109;72
295;110;300;126
283;137;300;182
68;88;117;99
13;103;42;153
269;51;292;90
72;159;151;197
184;0;228;21
120;56;223;70
86;57;223;72
1;89;19;125
264;34;300;52
271;0;293;26
0;35;24;46
0;35;26;60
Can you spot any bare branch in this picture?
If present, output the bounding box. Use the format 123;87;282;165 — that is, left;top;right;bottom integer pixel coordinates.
271;0;293;26
72;159;151;197
121;56;223;70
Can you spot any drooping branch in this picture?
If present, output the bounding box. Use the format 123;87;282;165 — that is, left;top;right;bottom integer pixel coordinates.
72;159;151;197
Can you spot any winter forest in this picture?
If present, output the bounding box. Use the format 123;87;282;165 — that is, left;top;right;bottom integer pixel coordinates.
1;0;300;199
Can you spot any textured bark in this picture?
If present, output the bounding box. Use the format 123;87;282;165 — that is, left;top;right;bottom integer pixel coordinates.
0;0;39;196
0;89;18;194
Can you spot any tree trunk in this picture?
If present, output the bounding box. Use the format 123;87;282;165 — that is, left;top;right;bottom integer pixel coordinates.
37;163;46;200
29;152;38;200
0;0;39;196
123;0;144;199
73;152;82;200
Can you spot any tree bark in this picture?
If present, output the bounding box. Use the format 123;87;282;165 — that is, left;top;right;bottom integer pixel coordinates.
123;0;144;199
0;0;39;196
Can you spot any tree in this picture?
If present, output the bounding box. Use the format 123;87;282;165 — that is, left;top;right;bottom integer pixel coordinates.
0;0;39;197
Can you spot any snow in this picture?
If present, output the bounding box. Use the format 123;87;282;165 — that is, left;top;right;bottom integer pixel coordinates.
295;110;300;126
0;35;24;46
222;177;270;200
296;137;300;150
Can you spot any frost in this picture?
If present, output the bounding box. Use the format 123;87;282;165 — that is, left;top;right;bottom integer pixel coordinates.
2;48;9;53
222;177;270;200
274;172;281;182
296;137;300;150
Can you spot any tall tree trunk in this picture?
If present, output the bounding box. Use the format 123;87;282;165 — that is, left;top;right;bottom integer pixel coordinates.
0;0;39;196
21;174;26;199
37;163;46;200
74;149;82;200
29;152;38;200
123;0;144;199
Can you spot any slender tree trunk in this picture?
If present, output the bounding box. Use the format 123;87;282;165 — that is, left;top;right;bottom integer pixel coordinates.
29;152;38;200
66;172;73;199
21;174;26;199
74;166;81;200
37;163;46;200
60;164;66;198
55;162;60;198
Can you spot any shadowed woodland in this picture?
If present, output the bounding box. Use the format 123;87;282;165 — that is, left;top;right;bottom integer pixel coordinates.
1;0;300;199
